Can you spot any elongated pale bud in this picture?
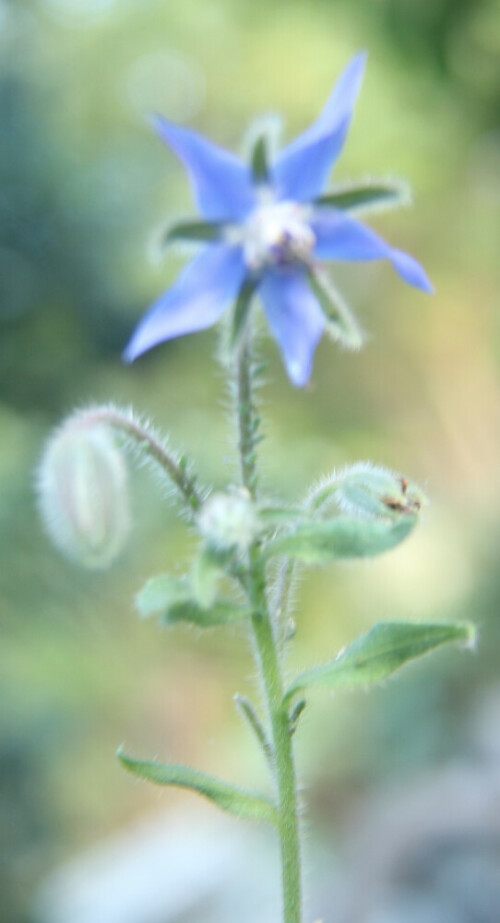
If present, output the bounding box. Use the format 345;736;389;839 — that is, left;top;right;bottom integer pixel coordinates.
197;489;258;551
37;417;130;568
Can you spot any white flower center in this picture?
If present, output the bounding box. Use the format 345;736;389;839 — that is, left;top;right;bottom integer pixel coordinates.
240;200;315;271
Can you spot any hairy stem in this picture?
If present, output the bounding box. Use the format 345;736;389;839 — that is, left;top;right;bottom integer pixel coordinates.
235;343;302;923
71;405;202;512
236;342;260;499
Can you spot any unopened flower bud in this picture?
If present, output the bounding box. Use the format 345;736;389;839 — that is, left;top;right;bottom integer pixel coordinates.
37;417;131;568
335;462;427;519
197;490;258;551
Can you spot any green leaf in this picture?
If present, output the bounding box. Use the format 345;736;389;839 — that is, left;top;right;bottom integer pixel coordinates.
284;621;476;704
250;135;270;184
264;514;417;564
315;178;411;215
163;219;227;247
117;749;278;824
135;573;250;627
308;271;363;350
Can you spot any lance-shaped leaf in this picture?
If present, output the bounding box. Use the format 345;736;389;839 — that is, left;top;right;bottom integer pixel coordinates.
315;177;411;215
308;270;363;351
135;573;250;627
284;621;475;704
118;749;278;824
162;219;227;248
264;513;417;564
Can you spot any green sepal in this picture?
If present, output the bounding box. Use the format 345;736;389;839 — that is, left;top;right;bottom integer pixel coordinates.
117;749;278;824
283;621;475;704
315;178;411;215
227;276;259;354
308;271;363;351
135;573;250;627
163;219;227;247
263;514;417;564
250;134;270;184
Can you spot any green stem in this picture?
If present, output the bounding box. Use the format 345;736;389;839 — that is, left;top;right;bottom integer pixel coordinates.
235;342;302;923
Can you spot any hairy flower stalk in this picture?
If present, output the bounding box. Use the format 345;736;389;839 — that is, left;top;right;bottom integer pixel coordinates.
71;405;202;513
235;339;302;922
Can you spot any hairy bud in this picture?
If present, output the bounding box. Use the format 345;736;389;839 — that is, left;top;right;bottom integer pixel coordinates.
37;417;130;568
333;462;427;519
197;490;258;551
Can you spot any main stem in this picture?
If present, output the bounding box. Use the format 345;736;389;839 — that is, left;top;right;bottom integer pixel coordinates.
236;343;302;923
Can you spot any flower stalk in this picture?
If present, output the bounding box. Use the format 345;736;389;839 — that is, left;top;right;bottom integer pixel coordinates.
235;341;302;923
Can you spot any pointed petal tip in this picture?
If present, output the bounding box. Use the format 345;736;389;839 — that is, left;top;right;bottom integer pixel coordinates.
351;49;368;69
391;249;434;294
288;361;311;388
121;346;135;365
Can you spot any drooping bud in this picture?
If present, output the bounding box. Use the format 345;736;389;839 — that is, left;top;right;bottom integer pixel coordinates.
36;416;131;569
333;462;428;519
197;489;258;551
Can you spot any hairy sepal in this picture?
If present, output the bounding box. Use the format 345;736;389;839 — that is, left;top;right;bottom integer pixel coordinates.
308;270;363;351
315;177;411;215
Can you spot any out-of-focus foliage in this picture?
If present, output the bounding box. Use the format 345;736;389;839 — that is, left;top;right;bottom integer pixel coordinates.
1;0;500;920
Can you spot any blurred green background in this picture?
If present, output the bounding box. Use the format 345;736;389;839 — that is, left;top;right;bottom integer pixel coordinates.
2;0;500;920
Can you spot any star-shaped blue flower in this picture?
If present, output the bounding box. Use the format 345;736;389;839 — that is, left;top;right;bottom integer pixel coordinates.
124;53;432;386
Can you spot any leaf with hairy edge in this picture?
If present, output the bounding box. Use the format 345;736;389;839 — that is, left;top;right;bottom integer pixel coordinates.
283;621;475;704
315;178;411;215
264;514;417;564
117;749;278;824
135;573;250;627
163;219;227;247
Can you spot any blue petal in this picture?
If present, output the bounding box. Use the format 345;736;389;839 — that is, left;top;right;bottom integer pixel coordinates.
259;269;325;386
124;245;246;362
273;53;367;202
153;115;255;221
311;208;434;293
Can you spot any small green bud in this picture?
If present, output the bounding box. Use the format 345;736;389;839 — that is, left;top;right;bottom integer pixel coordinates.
37;417;131;569
334;462;427;519
197;489;258;551
310;462;427;519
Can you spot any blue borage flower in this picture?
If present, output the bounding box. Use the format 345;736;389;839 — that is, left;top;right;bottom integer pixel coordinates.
124;53;433;386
